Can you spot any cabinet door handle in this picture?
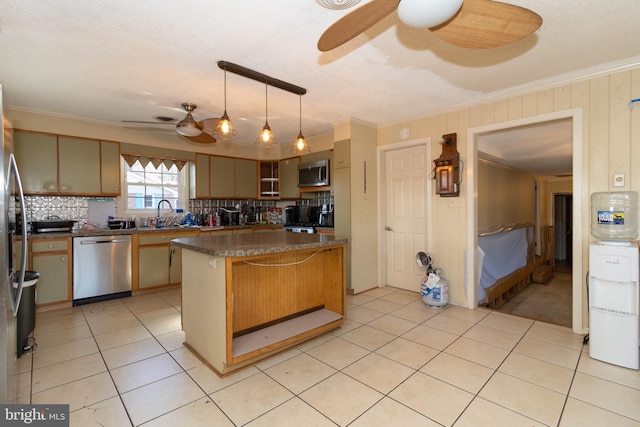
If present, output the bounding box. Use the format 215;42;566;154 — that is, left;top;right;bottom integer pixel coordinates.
385;226;393;231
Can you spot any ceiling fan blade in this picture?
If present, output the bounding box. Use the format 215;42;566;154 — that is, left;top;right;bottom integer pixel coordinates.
198;118;221;135
180;132;217;144
121;120;176;124
318;0;399;51
430;0;542;49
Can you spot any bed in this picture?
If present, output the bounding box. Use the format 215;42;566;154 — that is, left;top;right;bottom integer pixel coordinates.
476;223;541;308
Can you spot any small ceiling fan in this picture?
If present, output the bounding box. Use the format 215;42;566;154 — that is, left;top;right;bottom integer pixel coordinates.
317;0;542;51
123;103;218;144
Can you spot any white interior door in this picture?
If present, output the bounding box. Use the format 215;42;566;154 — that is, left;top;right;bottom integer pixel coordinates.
384;145;428;292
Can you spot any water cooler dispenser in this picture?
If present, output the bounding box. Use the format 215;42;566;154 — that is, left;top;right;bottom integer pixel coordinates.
588;191;639;369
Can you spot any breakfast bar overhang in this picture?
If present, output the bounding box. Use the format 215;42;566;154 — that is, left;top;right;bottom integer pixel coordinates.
172;232;347;376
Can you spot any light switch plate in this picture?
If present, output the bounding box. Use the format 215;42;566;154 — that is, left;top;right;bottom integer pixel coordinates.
613;173;625;187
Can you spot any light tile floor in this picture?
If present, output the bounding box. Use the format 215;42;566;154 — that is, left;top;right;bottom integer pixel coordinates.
20;286;640;426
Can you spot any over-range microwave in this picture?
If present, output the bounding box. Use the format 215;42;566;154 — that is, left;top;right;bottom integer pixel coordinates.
298;160;329;187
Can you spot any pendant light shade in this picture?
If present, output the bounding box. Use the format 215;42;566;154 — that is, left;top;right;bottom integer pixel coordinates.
256;84;278;147
213;69;238;140
176;103;203;137
290;94;310;154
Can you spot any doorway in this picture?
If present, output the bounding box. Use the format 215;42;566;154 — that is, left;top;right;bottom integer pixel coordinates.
466;108;584;334
554;193;573;271
498;191;574;327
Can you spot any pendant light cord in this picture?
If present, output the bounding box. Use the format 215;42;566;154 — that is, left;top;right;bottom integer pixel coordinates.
223;69;227;109
265;84;268;122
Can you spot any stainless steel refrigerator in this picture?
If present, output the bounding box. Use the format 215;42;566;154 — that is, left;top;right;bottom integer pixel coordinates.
0;84;28;403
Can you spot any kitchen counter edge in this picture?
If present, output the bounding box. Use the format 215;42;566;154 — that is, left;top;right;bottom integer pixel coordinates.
172;233;347;257
26;225;283;239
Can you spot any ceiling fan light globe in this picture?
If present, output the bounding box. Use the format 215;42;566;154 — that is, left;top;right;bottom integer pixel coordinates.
176;109;203;136
176;122;203;137
397;0;463;28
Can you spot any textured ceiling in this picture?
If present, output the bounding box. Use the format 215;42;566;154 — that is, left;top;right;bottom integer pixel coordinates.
1;1;639;174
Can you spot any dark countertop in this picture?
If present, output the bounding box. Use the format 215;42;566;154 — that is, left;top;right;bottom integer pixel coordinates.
26;225;282;239
172;232;348;257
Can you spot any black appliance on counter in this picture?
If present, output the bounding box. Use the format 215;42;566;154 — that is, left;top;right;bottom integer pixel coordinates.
220;208;240;226
284;205;334;233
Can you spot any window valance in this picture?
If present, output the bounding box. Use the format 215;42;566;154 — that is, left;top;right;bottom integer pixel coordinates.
121;154;187;171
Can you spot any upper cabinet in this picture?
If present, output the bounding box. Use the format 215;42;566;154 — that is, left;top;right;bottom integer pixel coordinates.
13;132;58;193
279;158;300;199
100;141;120;195
189;153;210;199
234;158;258;198
209;155;257;199
58;137;101;193
13;131;120;196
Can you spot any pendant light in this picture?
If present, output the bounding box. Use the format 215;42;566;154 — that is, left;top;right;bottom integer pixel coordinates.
256;84;277;147
290;94;311;154
213;68;238;140
176;103;203;137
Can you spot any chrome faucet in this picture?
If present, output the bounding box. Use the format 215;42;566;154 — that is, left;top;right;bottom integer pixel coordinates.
157;199;173;227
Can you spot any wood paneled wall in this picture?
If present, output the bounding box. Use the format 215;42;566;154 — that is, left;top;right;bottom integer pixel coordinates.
378;66;640;328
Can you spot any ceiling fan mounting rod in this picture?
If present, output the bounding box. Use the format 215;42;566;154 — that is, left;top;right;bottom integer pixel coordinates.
218;61;306;96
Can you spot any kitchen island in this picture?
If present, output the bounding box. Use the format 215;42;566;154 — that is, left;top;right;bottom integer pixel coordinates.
172;232;347;376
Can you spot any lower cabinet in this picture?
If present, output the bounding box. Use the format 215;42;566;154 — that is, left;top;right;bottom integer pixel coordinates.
134;231;197;290
138;246;170;289
30;238;71;305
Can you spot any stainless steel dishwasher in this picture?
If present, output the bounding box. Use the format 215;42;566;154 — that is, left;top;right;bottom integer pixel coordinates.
73;235;132;306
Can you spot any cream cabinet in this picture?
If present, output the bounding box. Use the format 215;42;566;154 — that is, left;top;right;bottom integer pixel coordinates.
138;246;170;289
210;156;257;198
135;231;197;290
189;153;210;199
279;158;300;199
13;132;58;193
58;137;101;194
332;126;378;293
14;131;120;196
100;141;121;195
30;238;71;305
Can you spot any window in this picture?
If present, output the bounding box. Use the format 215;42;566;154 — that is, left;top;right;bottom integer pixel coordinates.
119;158;188;216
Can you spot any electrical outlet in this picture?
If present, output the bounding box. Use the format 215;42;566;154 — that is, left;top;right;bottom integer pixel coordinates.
449;199;455;207
614;173;625;187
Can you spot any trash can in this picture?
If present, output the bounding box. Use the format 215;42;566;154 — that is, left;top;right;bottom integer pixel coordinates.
15;271;39;357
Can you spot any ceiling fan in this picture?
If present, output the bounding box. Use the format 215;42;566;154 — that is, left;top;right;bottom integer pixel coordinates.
317;0;543;51
123;103;218;144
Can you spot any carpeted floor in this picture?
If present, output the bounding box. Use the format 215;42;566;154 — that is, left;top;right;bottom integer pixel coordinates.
497;269;573;328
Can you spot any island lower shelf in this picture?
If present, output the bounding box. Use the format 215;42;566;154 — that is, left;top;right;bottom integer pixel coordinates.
180;241;346;376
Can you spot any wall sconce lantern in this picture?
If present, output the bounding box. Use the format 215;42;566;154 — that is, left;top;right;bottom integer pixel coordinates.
434;133;461;197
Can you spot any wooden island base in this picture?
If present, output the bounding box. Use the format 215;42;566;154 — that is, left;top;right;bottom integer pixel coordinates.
175;233;346;376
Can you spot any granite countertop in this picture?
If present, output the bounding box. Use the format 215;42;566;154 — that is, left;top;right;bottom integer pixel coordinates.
172;232;348;257
26;225;282;239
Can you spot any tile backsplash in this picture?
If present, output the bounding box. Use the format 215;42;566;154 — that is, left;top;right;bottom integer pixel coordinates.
24;192;334;226
24;196;113;224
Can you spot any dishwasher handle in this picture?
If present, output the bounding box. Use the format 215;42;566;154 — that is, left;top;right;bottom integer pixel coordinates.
81;239;130;245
